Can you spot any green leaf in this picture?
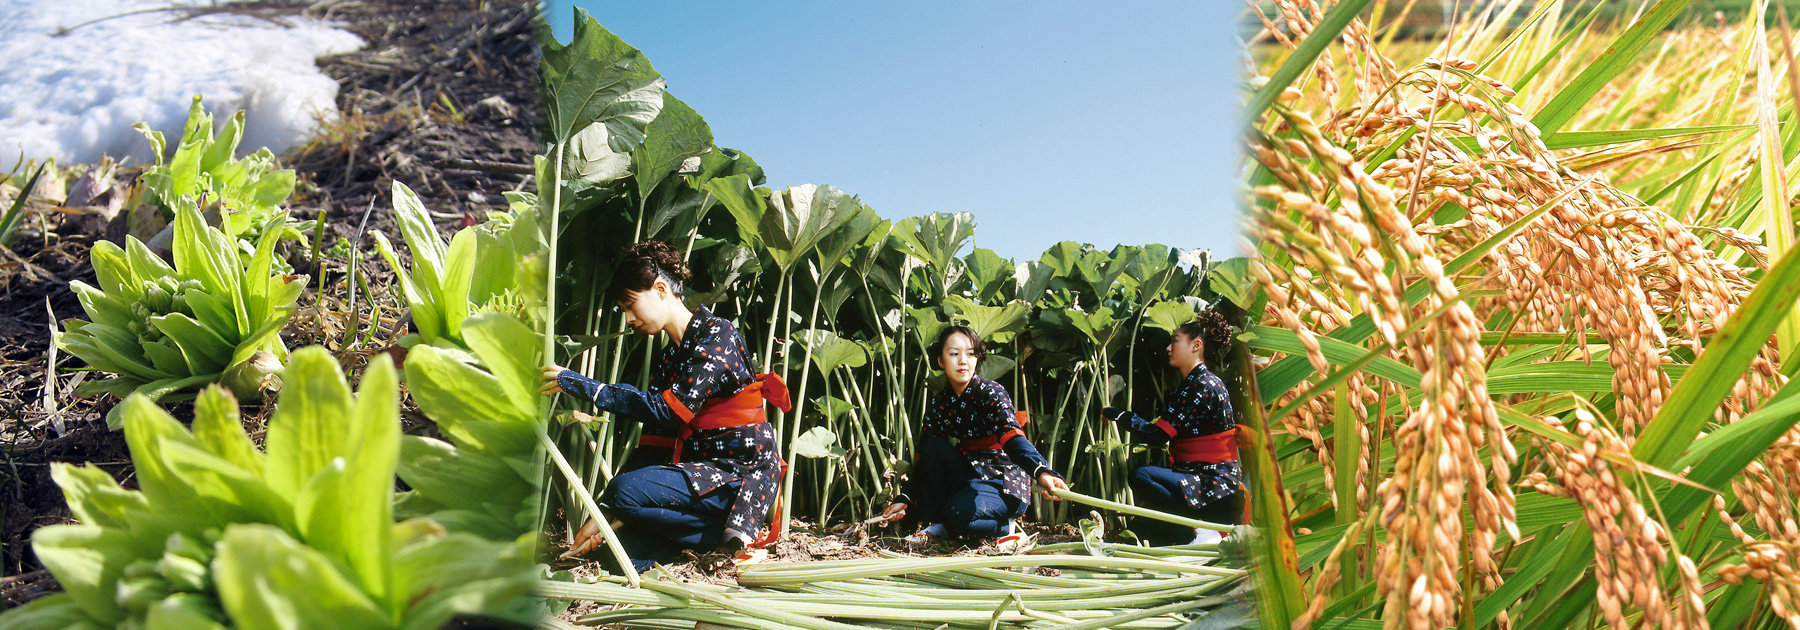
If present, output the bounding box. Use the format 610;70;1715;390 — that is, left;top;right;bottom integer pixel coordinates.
439;229;478;341
1530;0;1694;135
395;437;532;526
212;524;394;630
893;212;977;275
1144;301;1198;334
0;593;106;630
761;184;860;273
942;296;1031;343
145;594;231;630
199;110;244;174
795;329;869;373
1241;0;1372;132
393;533;535;630
150;312;232;375
632;92;712;200
297;356;399;610
1207;257;1251;310
964;248;1013;303
792;426;846;459
389;181;447;306
118;394;206;517
1538;124;1755;150
158;439;291;529
191;385;265;478
537;7;664;145
461;313;542;420
373;231;444;343
33;525;138;625
263;347;356;500
405;345;532;429
48;463;145;531
167;96;211;199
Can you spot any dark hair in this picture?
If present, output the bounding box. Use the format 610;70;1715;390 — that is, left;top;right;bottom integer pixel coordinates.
1175;310;1235;369
929;325;987;366
608;240;690;304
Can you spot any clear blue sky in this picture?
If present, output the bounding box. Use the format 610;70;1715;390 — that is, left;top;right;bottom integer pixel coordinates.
547;1;1243;263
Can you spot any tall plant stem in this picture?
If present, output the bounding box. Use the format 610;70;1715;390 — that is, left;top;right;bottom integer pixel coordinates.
778;268;826;539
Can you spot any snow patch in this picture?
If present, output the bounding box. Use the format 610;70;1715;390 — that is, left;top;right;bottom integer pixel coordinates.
0;0;363;167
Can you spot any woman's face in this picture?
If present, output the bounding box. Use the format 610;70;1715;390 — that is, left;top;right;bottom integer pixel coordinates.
616;279;675;335
1167;330;1203;368
937;331;980;388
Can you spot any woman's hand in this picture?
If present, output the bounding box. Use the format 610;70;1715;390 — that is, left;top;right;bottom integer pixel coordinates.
561;517;602;559
1037;473;1069;501
879;502;907;525
539;364;568;395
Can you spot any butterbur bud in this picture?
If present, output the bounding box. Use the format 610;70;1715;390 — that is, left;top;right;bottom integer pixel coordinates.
222;350;284;401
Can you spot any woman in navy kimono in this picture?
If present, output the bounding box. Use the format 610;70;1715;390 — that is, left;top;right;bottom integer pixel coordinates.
540;241;788;571
879;325;1068;547
1102;310;1243;545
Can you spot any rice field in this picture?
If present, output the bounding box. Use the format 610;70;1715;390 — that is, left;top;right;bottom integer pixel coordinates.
1245;0;1800;628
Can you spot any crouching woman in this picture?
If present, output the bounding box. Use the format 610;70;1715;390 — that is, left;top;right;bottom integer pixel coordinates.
540;241;788;571
1101;311;1244;545
880;325;1068;547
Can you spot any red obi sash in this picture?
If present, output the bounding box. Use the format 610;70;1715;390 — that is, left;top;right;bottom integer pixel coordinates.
955;411;1030;454
1155;420;1238;464
654;373;793;463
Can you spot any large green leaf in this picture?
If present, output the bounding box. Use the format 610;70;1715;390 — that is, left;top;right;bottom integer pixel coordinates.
30;525;136;625
211;524;393;630
405;345;530;428
0;593;104;630
393;532;536;630
191;385;265;478
263;347;356;501
632;92;712;200
537;7;664;145
49;464;146;530
942;295;1031;343
1144;300;1198;334
296;356;399;611
460;313;543;420
796;329;869;373
159;439;290;530
761;184;860;273
892;212;977;276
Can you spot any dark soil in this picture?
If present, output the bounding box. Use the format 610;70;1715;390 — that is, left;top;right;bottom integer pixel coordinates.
0;0;540;608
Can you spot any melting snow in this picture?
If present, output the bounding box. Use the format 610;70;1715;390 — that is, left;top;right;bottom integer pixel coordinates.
0;0;363;167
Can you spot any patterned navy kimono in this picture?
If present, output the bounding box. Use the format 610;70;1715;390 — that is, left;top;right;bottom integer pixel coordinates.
558;306;780;537
897;377;1054;507
1111;363;1242;512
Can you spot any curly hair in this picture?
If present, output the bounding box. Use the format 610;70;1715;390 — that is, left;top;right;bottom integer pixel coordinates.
607;240;690;304
1176;310;1235;369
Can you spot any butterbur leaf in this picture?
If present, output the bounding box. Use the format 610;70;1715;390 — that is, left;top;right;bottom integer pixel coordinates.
537;7;664;145
263;347;355;500
439;229;478;341
192;385;265;477
793;426;847;459
150;312;232;375
459;313;542;419
396;436;532;528
389;181;447;301
297;356;399;609
404;345;528;428
393;533;536;630
31;524;136;625
119;394;207;519
159;439;291;530
0;593;106;630
49;463;145;531
373;231;445;342
1145;300;1199;334
212;524;393;630
146;594;230;630
795;329;868;373
633;92;712;200
942;296;1031;343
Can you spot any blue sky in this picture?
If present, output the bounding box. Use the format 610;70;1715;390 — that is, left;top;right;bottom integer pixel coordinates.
547;1;1243;263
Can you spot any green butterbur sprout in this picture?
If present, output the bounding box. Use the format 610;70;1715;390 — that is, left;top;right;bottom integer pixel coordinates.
0;350;536;630
58;200;303;425
130;95;305;248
